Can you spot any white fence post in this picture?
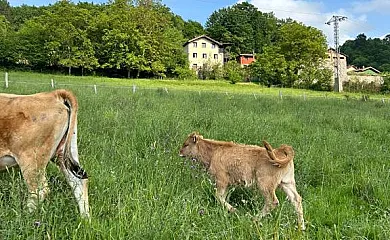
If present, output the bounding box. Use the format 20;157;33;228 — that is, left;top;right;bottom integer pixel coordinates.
164;87;168;94
253;93;257;99
5;72;8;88
132;84;136;93
51;79;54;88
279;90;282;99
94;85;97;94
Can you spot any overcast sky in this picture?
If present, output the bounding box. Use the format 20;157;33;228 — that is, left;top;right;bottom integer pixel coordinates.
8;0;390;46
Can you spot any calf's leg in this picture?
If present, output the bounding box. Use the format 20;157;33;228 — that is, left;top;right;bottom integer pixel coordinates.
280;181;305;230
259;185;279;217
215;180;236;212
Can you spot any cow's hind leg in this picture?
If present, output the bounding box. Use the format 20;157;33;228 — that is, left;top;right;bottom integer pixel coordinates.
280;181;305;230
58;160;90;218
20;162;50;213
259;186;279;218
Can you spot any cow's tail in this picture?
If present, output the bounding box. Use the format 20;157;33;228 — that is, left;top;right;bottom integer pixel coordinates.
55;89;88;179
262;140;294;168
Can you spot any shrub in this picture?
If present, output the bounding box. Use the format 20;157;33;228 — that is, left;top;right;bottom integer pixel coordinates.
223;61;245;84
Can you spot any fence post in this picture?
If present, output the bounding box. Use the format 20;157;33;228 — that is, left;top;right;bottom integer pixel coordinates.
303;93;306;101
51;79;54;88
94;85;97;94
253;93;257;99
279;90;282;100
164;87;168;94
132;84;136;94
5;72;8;88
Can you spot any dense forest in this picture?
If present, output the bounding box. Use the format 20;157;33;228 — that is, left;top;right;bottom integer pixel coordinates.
341;33;390;72
1;0;385;91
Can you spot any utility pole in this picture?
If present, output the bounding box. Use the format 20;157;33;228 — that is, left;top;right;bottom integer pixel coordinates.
326;15;347;92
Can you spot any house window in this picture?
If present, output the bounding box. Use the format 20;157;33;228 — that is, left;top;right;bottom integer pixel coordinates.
193;53;197;58
192;64;197;70
202;53;207;59
211;44;216;49
214;54;218;60
193;42;197;48
202;43;206;48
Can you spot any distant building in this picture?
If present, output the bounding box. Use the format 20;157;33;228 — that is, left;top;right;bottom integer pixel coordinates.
347;65;383;85
325;48;348;91
237;54;255;66
183;35;227;72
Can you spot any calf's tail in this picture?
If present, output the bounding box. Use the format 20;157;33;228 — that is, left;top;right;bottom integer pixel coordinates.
262;140;294;168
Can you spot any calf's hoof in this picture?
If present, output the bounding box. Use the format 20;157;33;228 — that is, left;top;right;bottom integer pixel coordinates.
228;207;237;213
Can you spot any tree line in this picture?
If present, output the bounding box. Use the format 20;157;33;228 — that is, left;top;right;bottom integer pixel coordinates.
0;0;352;90
341;33;390;73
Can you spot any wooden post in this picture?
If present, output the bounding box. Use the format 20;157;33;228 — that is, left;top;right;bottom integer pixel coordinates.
279;90;282;99
51;79;54;88
94;85;97;94
132;85;136;93
5;72;8;88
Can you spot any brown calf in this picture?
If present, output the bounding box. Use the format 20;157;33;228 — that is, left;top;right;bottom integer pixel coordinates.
179;132;304;230
0;89;89;218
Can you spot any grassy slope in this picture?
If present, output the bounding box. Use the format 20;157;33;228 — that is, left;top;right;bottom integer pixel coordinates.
1;71;390;239
2;71;388;100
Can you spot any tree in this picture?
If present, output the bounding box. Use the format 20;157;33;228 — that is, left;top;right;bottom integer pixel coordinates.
0;14;14;66
249;46;288;86
341;33;390;71
15;19;49;69
0;0;11;21
9;5;46;30
223;60;244;84
182;20;204;39
206;2;279;57
276;20;327;86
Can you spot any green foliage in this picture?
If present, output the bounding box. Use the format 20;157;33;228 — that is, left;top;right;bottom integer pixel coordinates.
206;2;279;57
182;20;205;39
0;0;189;77
343;78;381;94
380;75;390;94
297;66;332;91
223;60;245;84
0;14;13;66
172;66;197;80
249;46;288;86
341;33;390;72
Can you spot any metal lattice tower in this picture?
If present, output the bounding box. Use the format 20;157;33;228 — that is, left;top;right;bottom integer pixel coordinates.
326;15;347;92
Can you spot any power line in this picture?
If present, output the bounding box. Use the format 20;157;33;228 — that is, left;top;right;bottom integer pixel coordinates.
326;15;347;92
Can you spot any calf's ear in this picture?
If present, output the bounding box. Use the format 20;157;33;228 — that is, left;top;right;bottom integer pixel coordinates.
192;136;197;143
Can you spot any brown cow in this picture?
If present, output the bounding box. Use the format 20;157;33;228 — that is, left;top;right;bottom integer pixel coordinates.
179;132;304;230
0;89;89;218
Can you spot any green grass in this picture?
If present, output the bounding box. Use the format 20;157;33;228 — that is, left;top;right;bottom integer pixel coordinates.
1;71;390;239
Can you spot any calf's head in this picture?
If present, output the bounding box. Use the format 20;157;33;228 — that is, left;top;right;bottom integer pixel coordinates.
179;132;203;158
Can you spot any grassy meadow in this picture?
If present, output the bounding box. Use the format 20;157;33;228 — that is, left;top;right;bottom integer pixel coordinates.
1;72;390;239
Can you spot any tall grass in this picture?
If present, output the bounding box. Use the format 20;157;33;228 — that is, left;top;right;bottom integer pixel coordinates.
1;73;390;239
